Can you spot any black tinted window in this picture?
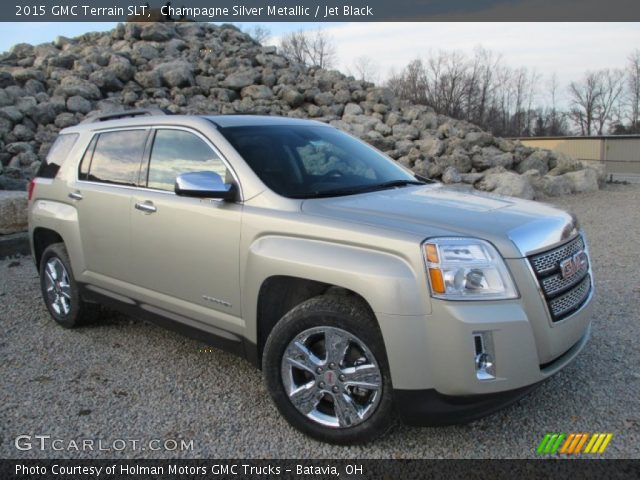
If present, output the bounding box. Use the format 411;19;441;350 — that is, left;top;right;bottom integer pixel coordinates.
37;133;78;179
147;129;226;191
86;130;148;186
219;125;415;198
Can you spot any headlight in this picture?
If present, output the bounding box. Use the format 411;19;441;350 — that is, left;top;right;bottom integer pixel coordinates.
422;237;518;300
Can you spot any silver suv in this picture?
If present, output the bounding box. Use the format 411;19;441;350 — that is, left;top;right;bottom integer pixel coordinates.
28;110;594;444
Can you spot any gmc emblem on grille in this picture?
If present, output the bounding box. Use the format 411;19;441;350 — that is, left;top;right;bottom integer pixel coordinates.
559;250;588;279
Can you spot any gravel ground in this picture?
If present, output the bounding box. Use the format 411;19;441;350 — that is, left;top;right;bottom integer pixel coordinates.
1;183;639;459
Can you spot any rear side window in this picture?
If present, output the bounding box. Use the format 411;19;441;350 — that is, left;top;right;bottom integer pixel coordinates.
37;133;79;179
79;130;148;186
146;129;227;192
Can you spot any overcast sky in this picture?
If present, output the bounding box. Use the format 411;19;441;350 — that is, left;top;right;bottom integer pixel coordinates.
2;22;638;107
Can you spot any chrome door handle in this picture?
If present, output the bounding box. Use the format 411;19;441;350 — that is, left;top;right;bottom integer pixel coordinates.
68;191;83;200
134;201;157;213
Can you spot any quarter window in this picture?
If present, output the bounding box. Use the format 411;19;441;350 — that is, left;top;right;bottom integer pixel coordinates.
146;129;227;192
37;133;78;179
81;130;148;186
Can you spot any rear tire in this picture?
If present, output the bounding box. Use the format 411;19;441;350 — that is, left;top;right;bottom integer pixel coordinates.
39;243;98;328
263;294;395;444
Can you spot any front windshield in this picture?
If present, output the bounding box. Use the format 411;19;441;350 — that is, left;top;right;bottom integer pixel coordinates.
218;124;421;198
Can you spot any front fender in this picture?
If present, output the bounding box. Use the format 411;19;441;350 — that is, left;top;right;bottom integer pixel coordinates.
242;235;429;344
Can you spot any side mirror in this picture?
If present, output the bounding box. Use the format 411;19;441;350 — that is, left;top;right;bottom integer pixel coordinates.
175;171;236;201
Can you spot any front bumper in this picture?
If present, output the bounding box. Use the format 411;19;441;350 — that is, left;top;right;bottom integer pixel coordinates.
394;383;542;426
393;324;590;425
376;257;594;395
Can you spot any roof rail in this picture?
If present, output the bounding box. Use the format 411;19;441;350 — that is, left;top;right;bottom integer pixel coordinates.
80;108;169;124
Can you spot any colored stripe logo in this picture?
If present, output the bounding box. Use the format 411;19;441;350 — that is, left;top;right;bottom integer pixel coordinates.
537;433;612;455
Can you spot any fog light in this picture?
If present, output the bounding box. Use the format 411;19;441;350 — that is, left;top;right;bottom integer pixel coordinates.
475;352;493;370
473;333;496;380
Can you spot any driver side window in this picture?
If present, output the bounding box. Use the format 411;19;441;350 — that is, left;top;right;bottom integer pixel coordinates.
146;129;227;192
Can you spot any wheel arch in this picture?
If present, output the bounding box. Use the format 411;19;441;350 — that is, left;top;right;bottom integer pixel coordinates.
32;227;64;269
254;275;375;367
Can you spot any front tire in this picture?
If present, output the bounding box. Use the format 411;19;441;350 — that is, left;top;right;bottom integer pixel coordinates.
263;295;395;444
39;243;98;328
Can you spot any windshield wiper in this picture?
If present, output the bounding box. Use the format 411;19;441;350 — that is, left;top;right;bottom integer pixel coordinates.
365;179;427;191
290;179;426;199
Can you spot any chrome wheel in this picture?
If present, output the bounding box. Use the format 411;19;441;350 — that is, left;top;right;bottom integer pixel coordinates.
43;257;72;316
281;326;382;428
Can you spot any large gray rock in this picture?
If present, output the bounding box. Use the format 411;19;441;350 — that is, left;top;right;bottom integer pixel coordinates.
415;138;445;157
343;103;363;116
0;106;23;123
472;147;514;171
465;131;493;147
89;69;123;92
517;150;550;175
477;171;535;200
241;85;273;100
531;173;573;197
548;152;582;175
0;22;598;198
134;70;162;89
11;124;35;141
0;71;16;88
108;55;134;82
442;166;462;184
580;161;607;185
563;169;599;193
222;71;259;90
58;76;102;100
0;191;28;233
392;123;419;140
140;23;174;42
67;95;92;114
155;61;194;88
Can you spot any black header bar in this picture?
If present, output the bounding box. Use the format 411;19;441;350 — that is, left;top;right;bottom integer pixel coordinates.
6;0;640;22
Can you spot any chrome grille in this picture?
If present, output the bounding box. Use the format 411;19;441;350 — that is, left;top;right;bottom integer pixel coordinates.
528;235;592;322
530;236;585;275
541;261;590;297
548;275;591;319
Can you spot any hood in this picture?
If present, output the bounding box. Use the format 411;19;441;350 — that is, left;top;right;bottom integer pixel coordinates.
301;184;577;258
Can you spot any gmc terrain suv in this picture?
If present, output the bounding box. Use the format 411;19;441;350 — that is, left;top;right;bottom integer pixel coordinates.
28;110;594;444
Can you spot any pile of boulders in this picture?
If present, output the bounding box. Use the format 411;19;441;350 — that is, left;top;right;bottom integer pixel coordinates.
0;22;603;201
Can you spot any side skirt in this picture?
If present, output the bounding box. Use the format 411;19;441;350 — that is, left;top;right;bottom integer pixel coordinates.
78;283;259;367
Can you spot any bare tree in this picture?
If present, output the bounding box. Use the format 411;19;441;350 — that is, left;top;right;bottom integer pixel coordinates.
594;69;625;135
547;73;562;135
627;49;640;132
279;30;307;65
279;28;336;69
385;47;640;138
350;55;379;83
568;72;603;136
245;25;271;45
387;58;428;105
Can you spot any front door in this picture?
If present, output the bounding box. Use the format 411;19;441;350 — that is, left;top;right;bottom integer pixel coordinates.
130;127;243;333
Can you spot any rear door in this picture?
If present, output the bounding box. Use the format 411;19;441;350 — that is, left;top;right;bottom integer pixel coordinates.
73;128;150;285
130;127;243;332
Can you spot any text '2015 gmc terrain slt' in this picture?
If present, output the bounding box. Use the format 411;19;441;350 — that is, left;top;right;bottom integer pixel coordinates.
28;110;594;444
